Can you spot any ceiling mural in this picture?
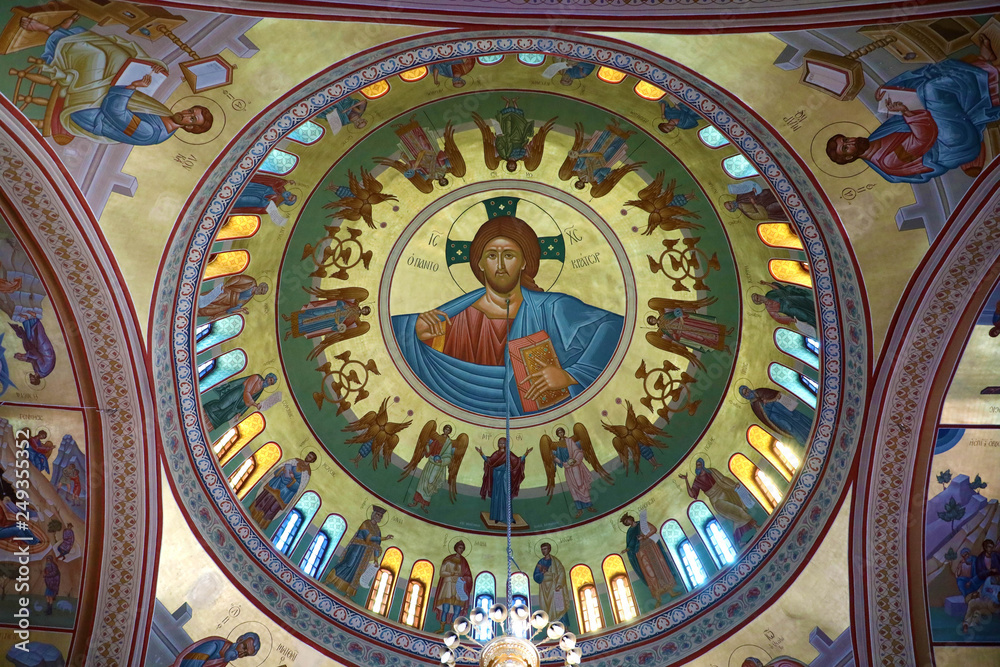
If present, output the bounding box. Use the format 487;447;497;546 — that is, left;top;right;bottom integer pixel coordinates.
0;1;998;666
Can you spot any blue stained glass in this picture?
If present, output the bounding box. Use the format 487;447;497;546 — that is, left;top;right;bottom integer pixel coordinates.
473;594;495;641
288;121;324;145
478;55;503;65
698;125;730;148
517;53;545;66
768;362;817;409
198;349;247;393
316;514;347;576
260;149;299;175
707;520;738;565
274;510;303;555
774;328;820;370
300;532;329;577
196;315;244;354
680;541;708;586
722;154;760;179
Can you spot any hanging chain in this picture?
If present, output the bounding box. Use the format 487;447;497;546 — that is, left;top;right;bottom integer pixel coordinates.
504;298;513;633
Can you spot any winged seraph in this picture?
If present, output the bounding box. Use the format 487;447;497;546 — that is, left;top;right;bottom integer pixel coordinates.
342;397;412;470
558;121;645;199
471;99;556;173
601;400;670;476
373;121;466;195
539;423;614;509
398;420;469;507
323;167;397;229
624;171;702;236
286;285;372;361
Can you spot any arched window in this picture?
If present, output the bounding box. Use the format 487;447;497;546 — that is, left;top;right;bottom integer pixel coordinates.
367;546;403;616
473;572;496;641
767;259;812;288
729;453;776;513
768;363;817;409
195;322;212;343
698;125;730;149
213;412;266;464
272;491;320;545
195;315;245;355
633;81;666;101
360;80;390;100
233;442;282;500
399;559;434;629
477;55;503;66
746;424;796;482
755;468;783;508
570;564;603;633
517;53;545;66
197;349;247;393
722;154;759;179
228;457;255;493
287;120;325;145
274;510;303;555
399;66;428;82
312;513;347;579
300;531;329;577
706;520;738;566
216;215;261;241
679;540;708;587
597;67;626;84
202;250;249;280
774;328;819;370
509;571;530;638
259;149;299;175
756;222;803;250
601;555;637;623
660;520;697;590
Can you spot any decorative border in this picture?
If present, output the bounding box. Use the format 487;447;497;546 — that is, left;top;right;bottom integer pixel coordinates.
852;165;1000;666
0;103;157;667
152;31;867;665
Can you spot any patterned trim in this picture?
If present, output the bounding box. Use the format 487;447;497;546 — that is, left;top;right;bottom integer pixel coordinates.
152;31;867;665
0;109;156;666
853;167;1000;666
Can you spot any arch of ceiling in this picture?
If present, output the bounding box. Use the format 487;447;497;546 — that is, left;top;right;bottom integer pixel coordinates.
151;30;868;666
0;103;159;666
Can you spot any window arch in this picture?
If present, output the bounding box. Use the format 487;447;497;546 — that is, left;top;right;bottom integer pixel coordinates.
399;66;428;82
473;572;496;641
660;519;698;590
722;154;759;179
729;453;778;513
360;80;390;100
202;250;250;280
517;53;545;66
233;442;281;500
311;513;347;579
698;125;730;149
767;259;812;288
633;80;666;101
601;555;637;623
195;315;244;355
509;571;531;638
774;328;819;370
367;546;403;616
477;55;503;66
300;531;329;577
259;149;299;175
195;322;212;344
272;491;320;546
197;358;215;380
213;412;265;464
597;66;626;84
746;424;797;482
768;363;818;409
216;214;261;241
197;349;247;393
274;510;303;555
757;222;803;250
688;501;739;568
399;559;434;628
287;120;325;145
570;564;604;633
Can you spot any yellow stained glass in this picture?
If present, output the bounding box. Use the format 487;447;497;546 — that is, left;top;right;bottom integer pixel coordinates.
597;66;626;84
236;442;282;500
570;563;596;590
602;555;636;623
746;425;792;481
729;453;774;513
380;546;404;576
757;223;803;250
601;554;627;580
768;259;812;288
360;80;390;99
217;215;261;241
217;412;266;465
633;81;666;101
203;250;250;280
406;559;434;628
399;67;428;82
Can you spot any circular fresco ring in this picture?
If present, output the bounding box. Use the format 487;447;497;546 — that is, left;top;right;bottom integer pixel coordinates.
152;30;867;666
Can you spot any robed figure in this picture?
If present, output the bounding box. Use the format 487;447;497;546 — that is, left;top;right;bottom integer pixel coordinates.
751;281;816;330
283;286;371;361
539;424;613;517
248;453;317;531
646;296;733;371
472;98;555;172
681;458;758;543
400;421;469;510
620;512;681;605
391;214;623;417
739;385;814;447
197;275;268;322
478;438;533;524
201;373;277;432
169;633;260;667
433;541;473;625
231;173;297;220
327;506;393;597
533;542;570;624
558;121;643;198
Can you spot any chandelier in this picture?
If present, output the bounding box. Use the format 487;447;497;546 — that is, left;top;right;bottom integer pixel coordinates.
437;300;583;667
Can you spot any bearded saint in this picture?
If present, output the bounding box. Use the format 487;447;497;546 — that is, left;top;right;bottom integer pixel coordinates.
681;458;758;543
391;215;623;417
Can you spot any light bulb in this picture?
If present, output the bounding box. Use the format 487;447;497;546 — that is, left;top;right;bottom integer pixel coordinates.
530;610;549;629
440;649;454;664
547;621;566;640
512;604;530;621
469;608;488;626
489;603;508;623
443;631;460;648
559;632;577;651
453;616;471;636
566;647;582;665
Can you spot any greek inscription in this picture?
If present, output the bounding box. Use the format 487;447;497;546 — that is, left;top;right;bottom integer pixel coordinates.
571;253;601;269
783;110;807;132
565;227;583;245
406;255;439;272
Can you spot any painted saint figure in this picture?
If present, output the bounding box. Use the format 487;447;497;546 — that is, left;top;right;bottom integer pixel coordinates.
197;275;269;322
478;438;533;524
169;633;260;667
42;554;59;615
26;429;54;473
319;96;368;131
327;506;394;597
739;385;814;447
559;60;596;86
472;98;555;172
826;37;1000;183
400;421;469;511
724;182;789;222
433;540;473;625
533;543;570;624
231;173;297;214
56;522;75;561
200;373;277;432
248;452;317;531
646;296;733;371
283;286;371;361
680;458;758;544
539;424;613;518
558;121;644;198
620;513;681;605
430;57;476;87
658;99;701;134
11;318;55;385
391;214;623;417
752;281;816;330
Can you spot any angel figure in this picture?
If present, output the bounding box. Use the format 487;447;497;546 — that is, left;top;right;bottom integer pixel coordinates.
399;421;469;511
625;171;702;236
283;286;371;361
539;424;613;517
343;398;413;469
646;296;734;371
472;97;555;173
558;121;645;198
602;400;670;475
323;167;398;229
374;119;466;194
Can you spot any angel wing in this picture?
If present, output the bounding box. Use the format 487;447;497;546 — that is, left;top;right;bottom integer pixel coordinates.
644;330;706;371
647;295;716;313
442;123;467;178
558;123;587;182
372;156;434;194
523;117;556;172
655;177;678;206
636;171;665;203
471;113;500;171
573;423;613;484
590;161;645;199
301;286;370;302
632;406;671;449
446;432;469;503
307;322;370;361
538;434;558;502
360;167;384;195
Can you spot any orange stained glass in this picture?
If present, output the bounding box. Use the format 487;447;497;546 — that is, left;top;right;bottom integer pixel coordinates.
729;453;774;513
405;559;435;628
633;81;666;101
570;563;596;590
236;442;282;499
203;250;250;280
768;259;812;288
602;554;635;623
746;425;792;481
380;546;404;577
360;80;390;99
597;67;626;84
399;67;428;82
216;412;266;465
757;223;803;250
217;215;261;241
601;554;628;581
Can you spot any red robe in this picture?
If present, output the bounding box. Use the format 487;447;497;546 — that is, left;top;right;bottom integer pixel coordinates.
436;306;509;366
865;110;938;179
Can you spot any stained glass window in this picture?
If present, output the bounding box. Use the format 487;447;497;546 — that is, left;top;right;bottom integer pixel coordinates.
300;532;329;577
722;154;759;179
259;149;299;175
274;510;303;554
679;540;708;586
288;121;325;145
706;520;738;565
698;125;730;148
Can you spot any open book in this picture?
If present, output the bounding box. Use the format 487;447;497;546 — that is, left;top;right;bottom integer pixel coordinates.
877;86;924;115
509;331;570;413
113;58;168;96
